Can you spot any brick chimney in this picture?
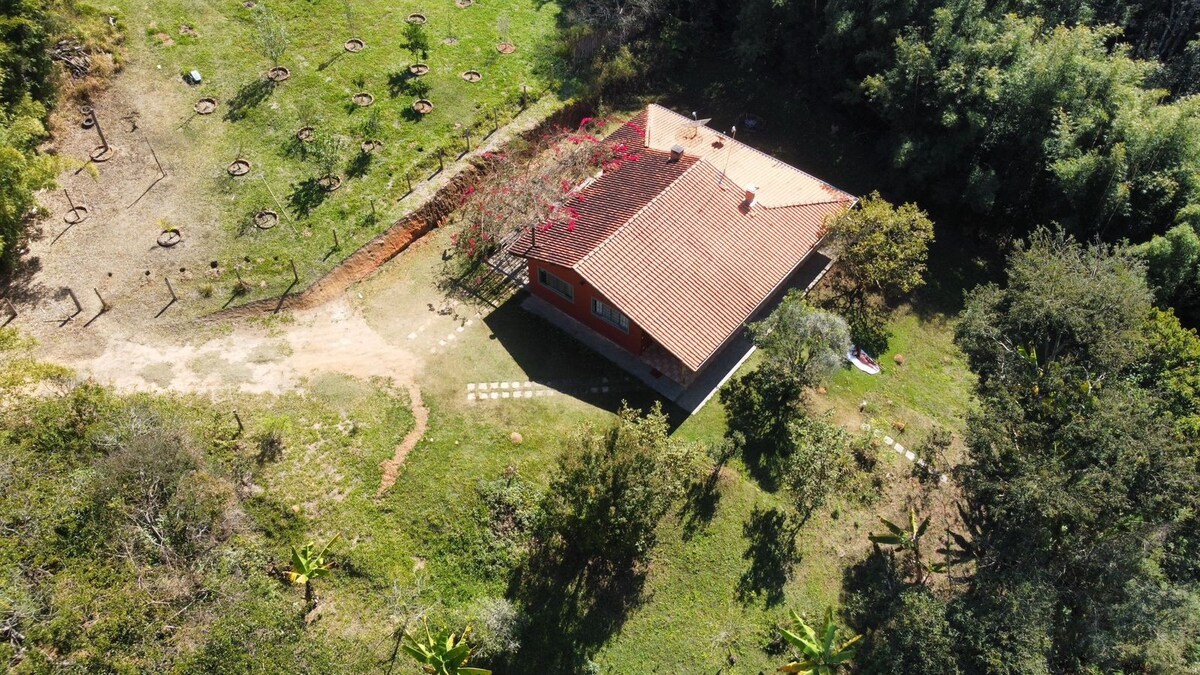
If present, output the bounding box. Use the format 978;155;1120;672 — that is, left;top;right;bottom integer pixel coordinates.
669;144;685;162
743;184;758;208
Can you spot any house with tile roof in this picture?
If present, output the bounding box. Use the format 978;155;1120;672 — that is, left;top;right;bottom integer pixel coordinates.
509;104;856;412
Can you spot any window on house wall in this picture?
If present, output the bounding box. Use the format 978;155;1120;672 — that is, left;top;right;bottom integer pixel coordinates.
537;268;574;301
592;298;630;332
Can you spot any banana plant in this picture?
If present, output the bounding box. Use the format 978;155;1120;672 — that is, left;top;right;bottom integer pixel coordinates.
402;621;491;675
778;607;861;673
288;532;341;608
869;509;933;584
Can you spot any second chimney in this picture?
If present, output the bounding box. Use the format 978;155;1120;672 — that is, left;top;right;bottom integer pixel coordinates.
743;184;758;206
669;144;685;162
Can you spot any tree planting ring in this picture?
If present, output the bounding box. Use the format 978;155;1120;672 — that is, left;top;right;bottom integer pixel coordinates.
462;70;481;83
90;145;115;162
195;98;218;114
456;0;473;7
361;140;383;154
353;92;374;107
254;210;278;230
406;13;427;23
81;114;95;129
267;66;290;82
228;159;251;176
412;99;433;114
297;126;314;142
497;42;516;54
64;206;89;224
345;38;364;53
318;175;342;192
409;63;429;76
157;228;183;247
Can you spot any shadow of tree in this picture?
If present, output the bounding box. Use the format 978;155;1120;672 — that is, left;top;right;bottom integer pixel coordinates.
288;178;328;218
736;505;800;607
224;77;277;122
678;466;723;541
506;548;648;672
840;545;904;634
346;150;373;179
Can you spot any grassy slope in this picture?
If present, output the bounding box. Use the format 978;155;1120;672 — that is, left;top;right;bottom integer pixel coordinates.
101;0;559;309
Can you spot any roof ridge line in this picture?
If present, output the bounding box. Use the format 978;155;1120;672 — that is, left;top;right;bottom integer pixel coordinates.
646;103;855;201
574;158;703;270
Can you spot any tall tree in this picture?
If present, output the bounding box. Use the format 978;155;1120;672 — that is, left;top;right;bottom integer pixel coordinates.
953;230;1200;671
824;192;934;302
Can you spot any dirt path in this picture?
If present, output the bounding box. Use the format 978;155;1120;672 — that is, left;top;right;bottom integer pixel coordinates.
376;383;429;497
56;296;421;394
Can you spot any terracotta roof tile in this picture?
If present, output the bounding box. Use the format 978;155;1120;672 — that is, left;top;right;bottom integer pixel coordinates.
575;161;849;371
509;112;697;267
644;104;852;208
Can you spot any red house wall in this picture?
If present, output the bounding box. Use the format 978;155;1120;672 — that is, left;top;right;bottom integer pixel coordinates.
527;259;648;355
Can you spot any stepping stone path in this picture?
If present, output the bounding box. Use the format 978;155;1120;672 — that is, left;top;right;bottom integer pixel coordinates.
465;376;635;402
861;422;949;484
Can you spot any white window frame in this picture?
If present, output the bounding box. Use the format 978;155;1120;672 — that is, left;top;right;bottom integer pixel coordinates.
538;268;574;302
592;297;630;332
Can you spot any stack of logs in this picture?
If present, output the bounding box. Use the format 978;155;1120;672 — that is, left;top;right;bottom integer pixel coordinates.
50;40;91;78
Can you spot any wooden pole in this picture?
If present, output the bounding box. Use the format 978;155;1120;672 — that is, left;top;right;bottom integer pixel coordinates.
92;110;109;149
464;131;470;153
437;149;443;172
165;277;177;301
66;288;83;316
64;189;77;211
332;229;340;250
3;297;16;320
521;85;527;109
233;409;244;436
93;288;109;312
290;258;299;284
406;172;412;193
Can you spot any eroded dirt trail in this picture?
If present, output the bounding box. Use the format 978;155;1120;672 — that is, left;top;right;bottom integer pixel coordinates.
376;383;429;497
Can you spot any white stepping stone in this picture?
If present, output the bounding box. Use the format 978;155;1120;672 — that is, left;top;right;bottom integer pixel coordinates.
467;383;476;391
465;320;473;326
490;382;499;389
883;436;895;446
511;381;522;388
904;450;916;461
502;392;510;398
407;332;417;339
447;334;456;341
456;326;464;332
524;381;532;388
490;392;499;399
466;393;476;401
535;390;545;397
501;382;510;389
523;391;533;398
438;340;446;346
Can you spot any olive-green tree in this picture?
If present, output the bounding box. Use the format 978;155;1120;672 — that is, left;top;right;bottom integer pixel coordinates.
824;192;934;303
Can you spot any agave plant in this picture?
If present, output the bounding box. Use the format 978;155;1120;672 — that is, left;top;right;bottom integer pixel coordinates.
869;509;934;584
402;621;491;675
779;607;861;673
288;532;341;608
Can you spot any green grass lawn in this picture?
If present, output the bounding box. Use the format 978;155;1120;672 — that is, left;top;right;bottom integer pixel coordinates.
104;0;561;310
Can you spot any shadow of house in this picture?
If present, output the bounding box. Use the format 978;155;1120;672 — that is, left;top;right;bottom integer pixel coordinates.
481;291;690;427
736;505;800;607
224;78;276;122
